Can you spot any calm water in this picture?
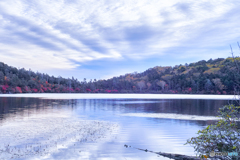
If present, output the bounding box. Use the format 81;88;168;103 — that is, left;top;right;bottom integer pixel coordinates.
0;96;229;160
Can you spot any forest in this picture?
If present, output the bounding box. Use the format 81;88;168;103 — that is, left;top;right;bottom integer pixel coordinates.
0;57;239;94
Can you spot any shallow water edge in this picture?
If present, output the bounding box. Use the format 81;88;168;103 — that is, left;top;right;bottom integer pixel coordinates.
0;93;236;100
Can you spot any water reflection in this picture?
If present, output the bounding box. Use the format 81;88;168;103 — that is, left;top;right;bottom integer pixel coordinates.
0;98;78;123
0;98;118;160
111;99;226;116
0;97;230;160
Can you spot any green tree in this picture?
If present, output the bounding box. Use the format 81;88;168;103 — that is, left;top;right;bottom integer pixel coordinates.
186;105;240;159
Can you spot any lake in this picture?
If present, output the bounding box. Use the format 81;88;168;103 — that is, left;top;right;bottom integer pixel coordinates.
0;94;234;160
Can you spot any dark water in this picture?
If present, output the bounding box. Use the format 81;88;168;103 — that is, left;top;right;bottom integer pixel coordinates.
0;97;229;160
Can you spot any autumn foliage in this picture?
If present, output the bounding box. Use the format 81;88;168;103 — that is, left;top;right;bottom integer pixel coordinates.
0;57;239;94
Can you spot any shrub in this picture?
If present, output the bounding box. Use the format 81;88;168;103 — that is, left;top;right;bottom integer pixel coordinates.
186;105;240;159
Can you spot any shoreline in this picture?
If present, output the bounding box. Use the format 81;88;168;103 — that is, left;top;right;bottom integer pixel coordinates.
0;93;236;100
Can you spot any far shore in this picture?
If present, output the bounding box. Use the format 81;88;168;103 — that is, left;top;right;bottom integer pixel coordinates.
0;93;237;100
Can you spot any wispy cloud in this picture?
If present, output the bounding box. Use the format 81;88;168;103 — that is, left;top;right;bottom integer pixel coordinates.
0;0;240;79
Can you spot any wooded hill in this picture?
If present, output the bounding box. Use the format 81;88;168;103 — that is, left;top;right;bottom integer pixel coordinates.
0;57;239;94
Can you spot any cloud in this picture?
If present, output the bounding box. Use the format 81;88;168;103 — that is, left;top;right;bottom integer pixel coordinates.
0;0;240;79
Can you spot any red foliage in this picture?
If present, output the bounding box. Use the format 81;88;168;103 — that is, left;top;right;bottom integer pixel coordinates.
188;88;192;92
54;88;60;93
65;87;74;92
105;89;111;93
93;89;99;93
169;90;178;94
86;89;91;92
1;85;8;92
15;87;22;93
23;86;31;93
75;88;80;92
32;88;38;93
216;90;221;94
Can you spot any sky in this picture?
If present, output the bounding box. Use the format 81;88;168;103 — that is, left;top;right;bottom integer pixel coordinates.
0;0;240;81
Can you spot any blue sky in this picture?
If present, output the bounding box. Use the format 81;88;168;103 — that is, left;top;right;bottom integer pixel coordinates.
0;0;240;81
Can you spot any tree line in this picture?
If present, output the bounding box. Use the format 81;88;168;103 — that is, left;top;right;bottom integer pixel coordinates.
0;57;239;94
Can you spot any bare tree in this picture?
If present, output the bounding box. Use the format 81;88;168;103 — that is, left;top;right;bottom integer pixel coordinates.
212;78;224;90
137;80;146;91
156;80;166;90
146;82;152;90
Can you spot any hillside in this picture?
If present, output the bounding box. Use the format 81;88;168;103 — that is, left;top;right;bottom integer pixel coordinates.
0;57;239;94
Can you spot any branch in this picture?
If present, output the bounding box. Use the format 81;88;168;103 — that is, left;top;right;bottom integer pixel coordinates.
124;144;201;160
230;44;240;74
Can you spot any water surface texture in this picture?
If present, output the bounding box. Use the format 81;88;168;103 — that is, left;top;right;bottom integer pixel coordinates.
0;95;230;160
